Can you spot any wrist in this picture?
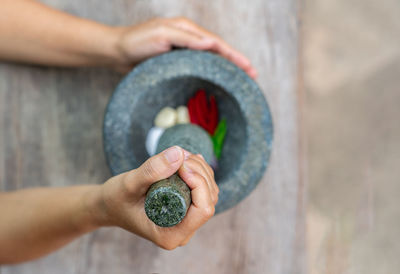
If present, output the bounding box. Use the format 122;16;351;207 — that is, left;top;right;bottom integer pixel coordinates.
74;23;128;68
80;185;111;230
106;26;130;67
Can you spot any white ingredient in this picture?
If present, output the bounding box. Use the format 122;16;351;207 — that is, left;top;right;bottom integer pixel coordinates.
176;105;189;124
154;107;177;128
145;127;165;156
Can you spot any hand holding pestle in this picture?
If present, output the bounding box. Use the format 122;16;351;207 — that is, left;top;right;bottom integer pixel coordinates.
145;124;214;227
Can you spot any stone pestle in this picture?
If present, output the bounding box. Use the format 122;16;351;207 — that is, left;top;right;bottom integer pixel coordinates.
144;124;214;227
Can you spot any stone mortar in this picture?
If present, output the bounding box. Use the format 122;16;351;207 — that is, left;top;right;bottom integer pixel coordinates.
103;49;274;214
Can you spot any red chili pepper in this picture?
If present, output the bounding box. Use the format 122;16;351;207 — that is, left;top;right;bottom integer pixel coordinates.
188;89;220;135
197;89;210;122
188;98;199;124
194;93;208;129
209;95;218;134
203;90;217;134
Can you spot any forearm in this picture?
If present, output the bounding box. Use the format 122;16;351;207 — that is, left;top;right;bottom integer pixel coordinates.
0;148;218;263
0;185;103;264
0;1;257;77
0;0;122;67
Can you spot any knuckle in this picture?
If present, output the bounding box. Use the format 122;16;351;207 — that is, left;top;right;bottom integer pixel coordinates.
155;24;169;39
187;154;196;161
195;154;204;161
121;172;135;193
209;167;215;178
142;160;158;181
202;205;215;218
197;174;208;186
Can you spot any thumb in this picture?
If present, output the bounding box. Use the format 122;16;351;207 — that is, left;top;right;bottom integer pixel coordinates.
130;146;185;188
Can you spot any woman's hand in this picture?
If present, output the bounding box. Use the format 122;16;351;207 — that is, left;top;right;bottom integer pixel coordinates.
94;146;219;250
1;2;256;77
112;17;257;78
0;145;218;263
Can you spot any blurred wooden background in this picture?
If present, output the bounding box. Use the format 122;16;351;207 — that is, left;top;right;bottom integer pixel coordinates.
303;0;400;273
0;0;303;273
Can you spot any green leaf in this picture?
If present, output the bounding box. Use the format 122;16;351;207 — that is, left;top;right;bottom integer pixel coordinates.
212;119;227;159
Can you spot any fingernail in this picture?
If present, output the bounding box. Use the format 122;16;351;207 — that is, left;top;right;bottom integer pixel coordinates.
164;146;182;163
197;154;205;160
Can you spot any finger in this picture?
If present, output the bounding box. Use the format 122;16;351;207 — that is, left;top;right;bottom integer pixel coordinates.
160;25;216;51
124;146;184;193
192;154;218;198
177;201;214;237
195;154;215;185
180;155;218;205
188;155;218;205
204;39;257;79
175;169;215;234
181;152;218;204
180;151;214;192
185;155;213;184
169;23;257;79
248;67;258;78
179;162;213;209
168;18;257;79
182;148;192;160
179;156;215;202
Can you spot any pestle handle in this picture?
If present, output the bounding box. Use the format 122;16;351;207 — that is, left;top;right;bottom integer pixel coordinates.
144;124;214;227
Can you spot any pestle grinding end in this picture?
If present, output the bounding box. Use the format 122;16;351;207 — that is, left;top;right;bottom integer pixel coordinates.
156;124;214;164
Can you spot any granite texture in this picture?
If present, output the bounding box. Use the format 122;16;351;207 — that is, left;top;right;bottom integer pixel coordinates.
145;124;213;226
103;49;273;214
156;124;214;164
144;174;191;227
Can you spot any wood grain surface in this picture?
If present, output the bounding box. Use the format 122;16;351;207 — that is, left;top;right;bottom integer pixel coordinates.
303;0;400;273
0;0;303;273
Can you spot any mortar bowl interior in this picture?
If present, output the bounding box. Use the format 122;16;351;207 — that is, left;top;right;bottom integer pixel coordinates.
103;50;273;214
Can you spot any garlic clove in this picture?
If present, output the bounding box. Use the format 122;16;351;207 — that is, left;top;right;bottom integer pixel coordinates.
154;107;177;128
176;105;189;124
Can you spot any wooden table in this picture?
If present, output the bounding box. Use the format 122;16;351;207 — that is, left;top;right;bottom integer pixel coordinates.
0;0;304;273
